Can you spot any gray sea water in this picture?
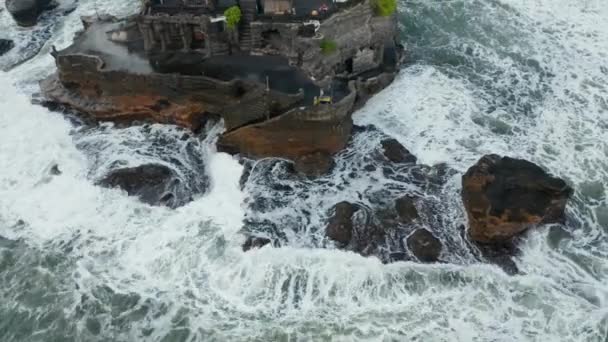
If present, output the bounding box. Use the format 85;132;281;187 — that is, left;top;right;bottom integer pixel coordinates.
1;0;607;341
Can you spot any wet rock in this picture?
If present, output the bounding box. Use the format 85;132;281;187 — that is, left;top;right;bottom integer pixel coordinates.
242;236;271;251
98;164;188;208
5;0;52;27
0;39;15;56
395;196;419;223
380;138;417;164
406;229;442;262
326;201;358;245
462;154;573;243
293;151;335;177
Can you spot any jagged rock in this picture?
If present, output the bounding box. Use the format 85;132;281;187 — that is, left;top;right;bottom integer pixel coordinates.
293;151;335;177
98;164;188;208
395;196;419;223
5;0;52;27
406;229;442;262
242;236;271;251
380;138;417;164
0;39;15;56
326;201;358;245
462;154;573;243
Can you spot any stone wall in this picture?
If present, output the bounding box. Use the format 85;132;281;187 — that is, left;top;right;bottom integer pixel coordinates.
51;53;302;130
250;0;397;81
217;82;357;159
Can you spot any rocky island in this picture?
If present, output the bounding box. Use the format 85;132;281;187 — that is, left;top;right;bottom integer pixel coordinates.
35;0;575;275
41;0;402;174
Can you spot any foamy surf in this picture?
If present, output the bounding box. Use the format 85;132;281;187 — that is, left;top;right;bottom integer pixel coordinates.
1;0;607;341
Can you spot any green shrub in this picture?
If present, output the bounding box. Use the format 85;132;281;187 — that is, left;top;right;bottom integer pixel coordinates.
320;39;338;55
372;0;397;16
224;6;242;30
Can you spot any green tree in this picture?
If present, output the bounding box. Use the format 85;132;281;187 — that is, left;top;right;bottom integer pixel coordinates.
224;6;242;30
372;0;397;16
320;39;338;55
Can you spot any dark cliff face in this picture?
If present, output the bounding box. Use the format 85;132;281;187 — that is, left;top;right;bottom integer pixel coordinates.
461;154;573;243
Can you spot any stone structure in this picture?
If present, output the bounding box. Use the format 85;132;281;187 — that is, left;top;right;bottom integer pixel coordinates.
41;0;402;174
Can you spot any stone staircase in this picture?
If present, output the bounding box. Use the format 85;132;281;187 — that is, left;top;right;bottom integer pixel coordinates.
210;40;229;56
239;0;257;51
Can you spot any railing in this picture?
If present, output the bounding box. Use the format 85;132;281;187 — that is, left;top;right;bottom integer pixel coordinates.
255;10;334;23
149;4;215;16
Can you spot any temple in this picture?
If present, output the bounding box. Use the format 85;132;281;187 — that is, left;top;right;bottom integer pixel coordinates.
41;0;402;174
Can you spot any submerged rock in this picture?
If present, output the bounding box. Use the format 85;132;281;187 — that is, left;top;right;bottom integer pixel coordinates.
380;138;417;164
462;154;572;243
0;39;15;56
98;164;189;208
5;0;52;27
406;229;442;262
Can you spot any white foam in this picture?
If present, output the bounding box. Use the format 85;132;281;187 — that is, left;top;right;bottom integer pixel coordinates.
1;0;607;340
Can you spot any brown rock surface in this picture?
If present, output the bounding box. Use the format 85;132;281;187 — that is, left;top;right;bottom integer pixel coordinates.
462;154;572;243
41;75;209;130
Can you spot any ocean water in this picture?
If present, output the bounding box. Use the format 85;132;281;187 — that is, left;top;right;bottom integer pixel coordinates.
0;0;607;341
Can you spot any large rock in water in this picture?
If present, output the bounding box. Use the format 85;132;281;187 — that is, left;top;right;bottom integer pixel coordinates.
98;164;189;208
5;0;52;27
462;154;572;243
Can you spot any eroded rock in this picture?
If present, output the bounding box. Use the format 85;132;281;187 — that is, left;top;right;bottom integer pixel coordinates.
407;229;442;262
462;154;572;243
5;0;52;27
380;138;417;164
98;164;188;208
